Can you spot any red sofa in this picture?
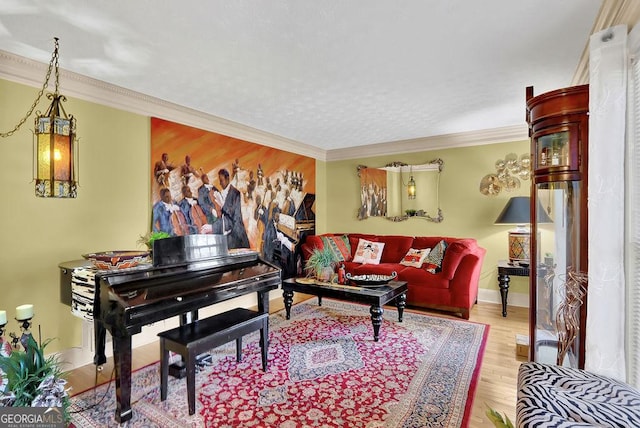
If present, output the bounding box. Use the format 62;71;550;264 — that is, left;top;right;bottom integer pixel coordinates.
301;233;486;319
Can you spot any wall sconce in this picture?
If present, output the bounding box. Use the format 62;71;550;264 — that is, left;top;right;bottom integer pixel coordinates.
480;153;530;197
407;175;416;199
0;37;78;198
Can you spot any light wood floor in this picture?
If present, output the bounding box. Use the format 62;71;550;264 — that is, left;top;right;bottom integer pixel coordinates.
67;297;528;427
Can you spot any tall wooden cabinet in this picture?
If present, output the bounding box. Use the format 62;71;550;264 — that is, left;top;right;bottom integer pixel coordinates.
525;84;589;369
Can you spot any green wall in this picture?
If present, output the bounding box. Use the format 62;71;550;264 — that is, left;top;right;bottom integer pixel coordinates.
0;79;150;353
0;76;529;355
320;144;530;294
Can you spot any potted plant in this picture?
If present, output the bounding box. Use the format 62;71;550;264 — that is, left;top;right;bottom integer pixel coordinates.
0;335;70;424
138;231;171;251
304;248;337;281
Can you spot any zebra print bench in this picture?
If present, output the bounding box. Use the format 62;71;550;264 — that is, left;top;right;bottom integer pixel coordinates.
517;362;640;427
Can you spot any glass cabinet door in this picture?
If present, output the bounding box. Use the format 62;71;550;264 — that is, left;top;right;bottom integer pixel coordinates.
534;180;583;368
533;123;580;172
536;131;569;168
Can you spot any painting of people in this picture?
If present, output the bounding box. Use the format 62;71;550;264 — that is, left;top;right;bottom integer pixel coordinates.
358;167;387;219
150;117;316;266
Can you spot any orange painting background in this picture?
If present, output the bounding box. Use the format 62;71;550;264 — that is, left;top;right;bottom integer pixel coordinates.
150;117;316;251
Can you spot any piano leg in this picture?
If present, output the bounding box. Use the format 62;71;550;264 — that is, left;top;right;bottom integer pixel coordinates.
93;320;107;366
258;290;271;353
113;333;133;423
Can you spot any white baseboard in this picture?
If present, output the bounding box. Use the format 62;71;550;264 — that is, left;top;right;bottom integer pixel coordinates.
477;288;529;308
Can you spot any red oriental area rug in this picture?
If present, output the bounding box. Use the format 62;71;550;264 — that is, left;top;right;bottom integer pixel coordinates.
70;299;488;427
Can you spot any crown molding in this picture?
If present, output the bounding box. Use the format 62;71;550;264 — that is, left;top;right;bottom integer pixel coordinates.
1;48;527;163
325;124;528;161
571;0;640;85
0;49;325;160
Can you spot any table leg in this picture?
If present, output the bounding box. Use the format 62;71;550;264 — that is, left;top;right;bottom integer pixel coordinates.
498;273;510;317
370;305;383;342
283;290;293;320
395;293;406;322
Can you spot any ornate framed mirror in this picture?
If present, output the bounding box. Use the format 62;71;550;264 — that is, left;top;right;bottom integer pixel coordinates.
357;159;443;222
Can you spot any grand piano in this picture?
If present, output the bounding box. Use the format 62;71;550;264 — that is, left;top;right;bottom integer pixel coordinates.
64;235;281;423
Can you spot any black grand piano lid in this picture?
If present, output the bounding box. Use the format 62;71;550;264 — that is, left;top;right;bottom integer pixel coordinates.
295;193;315;221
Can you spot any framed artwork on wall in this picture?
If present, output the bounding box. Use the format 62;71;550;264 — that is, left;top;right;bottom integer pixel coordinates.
150;117;316;273
357;165;387;220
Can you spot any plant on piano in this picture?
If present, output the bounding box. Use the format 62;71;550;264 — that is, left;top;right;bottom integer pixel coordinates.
138;231;171;250
0;335;69;423
304;247;337;282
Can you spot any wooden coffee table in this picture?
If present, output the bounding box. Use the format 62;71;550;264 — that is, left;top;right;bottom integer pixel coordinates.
282;278;408;341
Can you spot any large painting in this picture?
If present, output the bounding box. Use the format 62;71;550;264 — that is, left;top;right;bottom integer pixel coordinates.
150;117;315;267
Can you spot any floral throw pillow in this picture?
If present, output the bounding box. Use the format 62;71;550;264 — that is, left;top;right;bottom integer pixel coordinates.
320;235;352;262
352;239;385;265
400;248;431;268
424;240;448;274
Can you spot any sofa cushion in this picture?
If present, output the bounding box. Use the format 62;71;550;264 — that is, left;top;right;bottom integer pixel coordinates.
346;234;379;259
400;248;431;268
399;266;450;289
347;262;400;277
412;236;448;250
320;234;352;262
424;239;448;273
376;235;415;263
352;239;385;265
303;234;324;249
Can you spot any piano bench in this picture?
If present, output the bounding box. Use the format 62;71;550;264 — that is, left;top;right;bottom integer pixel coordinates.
158;307;269;415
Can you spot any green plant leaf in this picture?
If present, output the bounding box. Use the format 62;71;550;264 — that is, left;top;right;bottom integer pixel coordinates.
304;247;337;276
485;406;514;428
0;336;70;422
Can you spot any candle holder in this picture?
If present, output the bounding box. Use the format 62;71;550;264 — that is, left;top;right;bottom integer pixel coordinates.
9;331;19;350
16;317;33;350
0;323;10;357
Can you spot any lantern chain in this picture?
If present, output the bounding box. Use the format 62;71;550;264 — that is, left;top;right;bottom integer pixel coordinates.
0;37;59;138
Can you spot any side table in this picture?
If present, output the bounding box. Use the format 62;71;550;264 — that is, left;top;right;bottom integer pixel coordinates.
497;260;529;317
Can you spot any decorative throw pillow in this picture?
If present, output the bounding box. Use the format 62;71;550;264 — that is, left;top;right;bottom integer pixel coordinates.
400;248;431;268
352;239;385;265
424;240;448;274
320;235;352;262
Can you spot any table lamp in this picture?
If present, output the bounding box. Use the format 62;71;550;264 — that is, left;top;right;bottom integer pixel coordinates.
495;196;551;265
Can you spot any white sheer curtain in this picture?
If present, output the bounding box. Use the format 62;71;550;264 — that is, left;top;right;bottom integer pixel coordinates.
588;23;640;386
626;24;640;388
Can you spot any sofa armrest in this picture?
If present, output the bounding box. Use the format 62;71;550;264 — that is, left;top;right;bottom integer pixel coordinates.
441;241;476;280
448;253;483;308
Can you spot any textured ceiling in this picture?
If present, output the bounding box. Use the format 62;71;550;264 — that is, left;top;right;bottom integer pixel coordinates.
0;0;602;151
